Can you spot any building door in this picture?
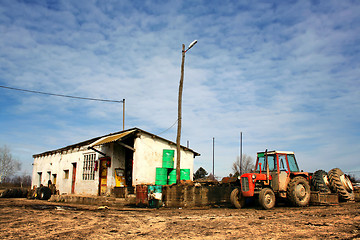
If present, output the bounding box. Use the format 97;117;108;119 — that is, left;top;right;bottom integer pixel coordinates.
71;163;77;194
52;174;57;185
99;157;109;196
38;172;42;187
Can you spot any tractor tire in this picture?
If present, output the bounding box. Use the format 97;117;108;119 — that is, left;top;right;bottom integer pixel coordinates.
328;168;354;202
36;186;52;200
287;176;311;207
312;170;331;193
259;188;275;210
230;188;245;209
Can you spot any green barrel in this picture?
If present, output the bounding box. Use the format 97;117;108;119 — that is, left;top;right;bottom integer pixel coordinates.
155;167;168;185
162;149;175;168
168;169;177;185
180;169;191;180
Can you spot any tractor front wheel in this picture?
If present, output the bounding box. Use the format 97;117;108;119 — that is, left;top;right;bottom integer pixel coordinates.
287;176;311;207
259;188;275;210
230;188;245;209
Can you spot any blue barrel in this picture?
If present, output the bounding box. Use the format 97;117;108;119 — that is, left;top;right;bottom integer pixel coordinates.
148;185;162;208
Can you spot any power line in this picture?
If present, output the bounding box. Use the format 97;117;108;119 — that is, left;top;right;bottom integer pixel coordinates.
0;85;124;103
157;119;178;136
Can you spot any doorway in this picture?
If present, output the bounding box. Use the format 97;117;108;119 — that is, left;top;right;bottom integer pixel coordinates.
71;163;77;194
99;157;109;196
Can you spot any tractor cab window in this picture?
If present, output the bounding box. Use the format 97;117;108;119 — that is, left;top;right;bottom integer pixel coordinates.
279;155;288;171
256;156;266;172
267;155;276;171
287;154;299;172
256;154;276;172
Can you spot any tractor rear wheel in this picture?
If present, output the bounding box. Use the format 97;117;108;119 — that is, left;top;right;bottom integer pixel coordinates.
312;170;331;193
287;176;311;207
230;188;245;209
259;188;275;210
328;168;354;202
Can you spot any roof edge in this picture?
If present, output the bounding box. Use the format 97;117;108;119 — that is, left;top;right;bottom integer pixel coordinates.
33;127;200;158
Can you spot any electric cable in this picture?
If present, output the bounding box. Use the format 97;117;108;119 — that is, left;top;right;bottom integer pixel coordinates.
156;119;178;136
0;85;124;103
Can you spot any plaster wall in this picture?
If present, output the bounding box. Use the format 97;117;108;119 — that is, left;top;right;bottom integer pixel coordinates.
132;133;194;186
32;147;100;195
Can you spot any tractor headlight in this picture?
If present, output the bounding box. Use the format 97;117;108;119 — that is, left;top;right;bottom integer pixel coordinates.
252;174;256;179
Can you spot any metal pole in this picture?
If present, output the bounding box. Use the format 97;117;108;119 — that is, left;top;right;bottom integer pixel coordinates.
123;99;125;131
240;132;242;175
176;44;185;184
212;137;215;179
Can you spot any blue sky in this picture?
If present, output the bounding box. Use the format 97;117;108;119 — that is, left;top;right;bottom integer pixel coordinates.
0;0;359;179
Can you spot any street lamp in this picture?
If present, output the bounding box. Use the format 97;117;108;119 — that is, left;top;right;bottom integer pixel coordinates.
176;40;198;184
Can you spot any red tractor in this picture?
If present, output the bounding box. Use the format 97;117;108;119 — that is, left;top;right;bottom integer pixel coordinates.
230;150;355;209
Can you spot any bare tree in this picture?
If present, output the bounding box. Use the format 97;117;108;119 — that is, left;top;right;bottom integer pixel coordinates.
232;154;254;177
0;145;21;183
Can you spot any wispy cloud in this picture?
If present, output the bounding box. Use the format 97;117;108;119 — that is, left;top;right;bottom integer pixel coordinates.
0;0;359;178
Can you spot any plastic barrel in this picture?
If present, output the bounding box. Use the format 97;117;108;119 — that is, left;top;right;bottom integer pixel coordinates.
168;169;177;185
148;185;162;193
162;149;175;168
148;185;163;208
155;167;168;185
180;169;191;180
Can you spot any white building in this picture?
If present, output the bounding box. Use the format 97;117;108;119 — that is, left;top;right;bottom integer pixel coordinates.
32;128;200;196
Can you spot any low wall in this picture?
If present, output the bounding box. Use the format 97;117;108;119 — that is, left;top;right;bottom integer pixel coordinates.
162;184;234;208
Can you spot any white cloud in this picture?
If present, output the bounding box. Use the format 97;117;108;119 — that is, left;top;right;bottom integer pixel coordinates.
0;0;359;179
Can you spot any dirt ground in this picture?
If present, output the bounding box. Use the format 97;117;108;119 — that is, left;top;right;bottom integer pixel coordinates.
0;198;359;240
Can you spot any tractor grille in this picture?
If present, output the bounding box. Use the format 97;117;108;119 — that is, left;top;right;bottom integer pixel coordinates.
241;177;249;192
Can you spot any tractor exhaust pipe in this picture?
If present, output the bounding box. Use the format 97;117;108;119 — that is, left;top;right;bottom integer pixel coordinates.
265;149;270;185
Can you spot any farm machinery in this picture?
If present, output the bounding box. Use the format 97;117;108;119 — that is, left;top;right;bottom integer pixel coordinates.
230;150;355;209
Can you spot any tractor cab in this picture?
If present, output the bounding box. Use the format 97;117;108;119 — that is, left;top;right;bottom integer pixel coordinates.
255;151;300;173
240;150;308;199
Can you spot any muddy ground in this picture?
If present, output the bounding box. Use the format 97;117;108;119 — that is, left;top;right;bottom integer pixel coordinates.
0;198;359;239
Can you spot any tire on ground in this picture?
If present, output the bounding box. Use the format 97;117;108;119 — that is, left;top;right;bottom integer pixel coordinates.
311;170;331;193
230;188;245;209
259;188;275;210
328;168;354;202
36;187;52;200
287;176;311;207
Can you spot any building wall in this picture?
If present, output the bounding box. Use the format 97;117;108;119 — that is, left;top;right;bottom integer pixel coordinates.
32;147;101;195
132;133;194;186
32;132;196;196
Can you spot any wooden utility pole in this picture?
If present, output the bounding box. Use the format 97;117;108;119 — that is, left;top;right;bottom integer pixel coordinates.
176;44;186;184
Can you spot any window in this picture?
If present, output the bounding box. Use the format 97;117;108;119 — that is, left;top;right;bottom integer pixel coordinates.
256;155;276;172
287;154;299;172
64;170;69;179
83;153;96;180
279;155;288;171
267;155;276;171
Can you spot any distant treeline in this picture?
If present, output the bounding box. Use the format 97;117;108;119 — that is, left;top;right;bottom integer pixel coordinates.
0;175;31;188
